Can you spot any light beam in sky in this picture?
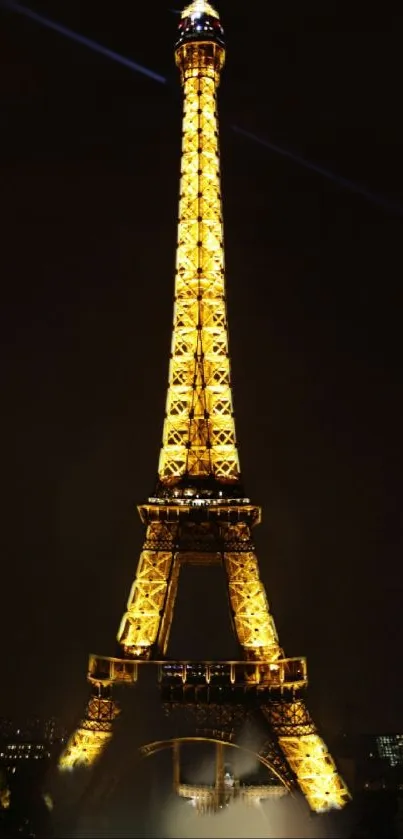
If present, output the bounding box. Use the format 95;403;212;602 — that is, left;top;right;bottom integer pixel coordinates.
2;0;402;216
2;0;167;85
232;125;403;217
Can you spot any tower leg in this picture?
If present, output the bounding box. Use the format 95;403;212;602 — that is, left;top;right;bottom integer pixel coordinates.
262;699;351;812
59;683;119;771
117;521;178;658
221;523;282;661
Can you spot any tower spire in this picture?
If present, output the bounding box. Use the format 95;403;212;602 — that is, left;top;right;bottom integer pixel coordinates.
181;1;220;19
158;1;240;492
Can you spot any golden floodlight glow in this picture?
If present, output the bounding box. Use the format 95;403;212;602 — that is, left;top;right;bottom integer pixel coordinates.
264;701;351;811
279;734;351;812
59;728;112;771
0;787;10;810
158;14;239;485
181;0;219;20
59;695;119;770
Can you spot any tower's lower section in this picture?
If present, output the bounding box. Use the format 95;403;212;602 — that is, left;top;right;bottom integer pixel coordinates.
59;685;119;771
59;655;350;813
60;497;350;813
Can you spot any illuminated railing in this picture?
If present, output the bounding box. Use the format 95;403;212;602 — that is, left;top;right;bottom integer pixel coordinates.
147;496;251;505
178;782;287;807
87;655;307;691
139;502;261;525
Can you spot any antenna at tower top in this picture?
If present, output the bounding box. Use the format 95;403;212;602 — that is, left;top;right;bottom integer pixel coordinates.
181;0;220;20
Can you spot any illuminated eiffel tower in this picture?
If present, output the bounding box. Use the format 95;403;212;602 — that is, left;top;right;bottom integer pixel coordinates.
60;0;350;814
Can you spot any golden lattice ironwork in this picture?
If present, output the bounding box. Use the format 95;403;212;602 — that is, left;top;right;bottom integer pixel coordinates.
59;691;119;771
117;513;281;660
59;727;112;771
59;0;351;816
278;734;350;813
262;700;351;812
158;18;239;485
117;520;178;657
222;522;281;660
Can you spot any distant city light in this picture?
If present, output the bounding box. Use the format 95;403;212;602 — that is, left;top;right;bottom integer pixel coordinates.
377;734;403;767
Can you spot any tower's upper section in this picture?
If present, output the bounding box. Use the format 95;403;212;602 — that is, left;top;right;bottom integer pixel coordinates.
175;0;225;86
176;1;225;51
157;1;242;500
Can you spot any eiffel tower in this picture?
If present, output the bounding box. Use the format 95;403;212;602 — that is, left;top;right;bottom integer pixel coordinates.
60;0;350;815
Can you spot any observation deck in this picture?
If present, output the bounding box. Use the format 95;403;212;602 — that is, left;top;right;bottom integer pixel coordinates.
139;498;261;527
87;655;307;703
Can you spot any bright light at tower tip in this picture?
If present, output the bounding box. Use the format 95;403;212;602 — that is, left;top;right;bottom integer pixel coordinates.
181;0;219;19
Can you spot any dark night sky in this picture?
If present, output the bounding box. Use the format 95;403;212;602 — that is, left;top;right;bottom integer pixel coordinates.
0;0;402;738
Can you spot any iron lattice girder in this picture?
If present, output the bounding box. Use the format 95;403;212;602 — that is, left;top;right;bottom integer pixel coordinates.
159;38;240;483
261;701;351;811
87;655;308;693
58;686;120;771
116;513;282;661
138;501;261;527
164;702;245;742
81;696;119;732
264;698;317;737
256;736;296;788
146;703;295;790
